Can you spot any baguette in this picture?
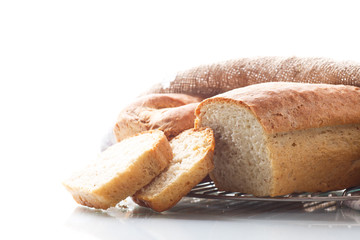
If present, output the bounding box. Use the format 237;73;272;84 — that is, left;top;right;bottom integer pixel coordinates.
195;82;360;196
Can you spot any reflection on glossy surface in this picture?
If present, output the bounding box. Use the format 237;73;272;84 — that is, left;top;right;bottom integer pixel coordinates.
66;197;360;240
343;187;360;210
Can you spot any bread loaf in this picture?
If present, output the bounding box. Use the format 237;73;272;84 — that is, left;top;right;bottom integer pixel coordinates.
63;130;172;209
113;57;360;146
114;94;201;142
195;82;360;196
133;128;215;212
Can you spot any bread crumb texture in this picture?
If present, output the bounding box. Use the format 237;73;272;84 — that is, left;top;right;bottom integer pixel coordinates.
196;82;360;196
133;128;215;212
63;130;172;209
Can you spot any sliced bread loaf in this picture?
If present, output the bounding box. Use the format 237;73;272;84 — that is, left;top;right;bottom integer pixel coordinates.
132;128;215;212
63;130;172;209
195;82;360;197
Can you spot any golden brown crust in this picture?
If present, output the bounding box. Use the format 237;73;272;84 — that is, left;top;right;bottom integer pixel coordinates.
63;130;173;210
267;124;360;196
196;82;360;134
132;128;215;212
147;57;360;99
114;94;201;142
195;83;360;196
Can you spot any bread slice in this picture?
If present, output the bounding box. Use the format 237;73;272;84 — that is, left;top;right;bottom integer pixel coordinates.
195;82;360;197
63;130;172;209
132;128;215;212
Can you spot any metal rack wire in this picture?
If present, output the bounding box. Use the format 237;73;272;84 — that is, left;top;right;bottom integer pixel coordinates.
186;181;360;203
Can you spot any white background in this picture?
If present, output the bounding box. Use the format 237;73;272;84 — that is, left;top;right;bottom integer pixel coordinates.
1;0;360;239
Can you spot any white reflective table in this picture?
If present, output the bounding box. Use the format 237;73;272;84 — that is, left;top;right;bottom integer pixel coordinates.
65;196;360;240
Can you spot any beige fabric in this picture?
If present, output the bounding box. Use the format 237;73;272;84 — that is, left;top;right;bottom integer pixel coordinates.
147;57;360;99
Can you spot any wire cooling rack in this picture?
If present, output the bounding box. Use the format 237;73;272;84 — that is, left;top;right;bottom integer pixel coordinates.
186;181;360;202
